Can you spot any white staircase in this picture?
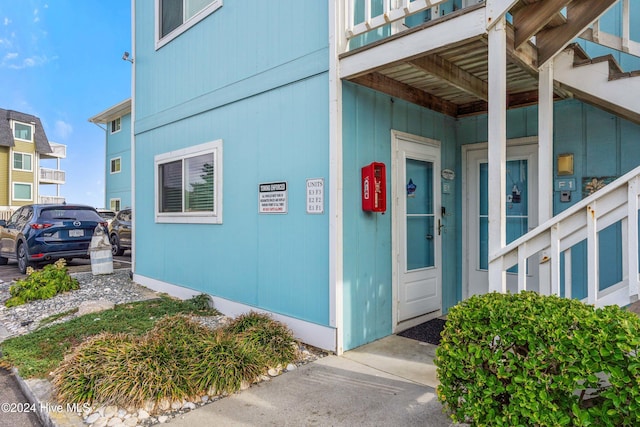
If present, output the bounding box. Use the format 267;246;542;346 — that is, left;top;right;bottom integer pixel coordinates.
554;44;640;124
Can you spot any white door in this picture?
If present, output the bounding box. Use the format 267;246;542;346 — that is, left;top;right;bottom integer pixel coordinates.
464;140;538;297
393;132;442;323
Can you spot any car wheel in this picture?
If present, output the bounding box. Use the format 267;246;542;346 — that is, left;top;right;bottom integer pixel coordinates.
17;243;31;274
110;234;124;256
0;256;7;265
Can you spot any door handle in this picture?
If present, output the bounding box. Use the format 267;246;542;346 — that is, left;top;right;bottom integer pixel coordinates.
438;219;444;236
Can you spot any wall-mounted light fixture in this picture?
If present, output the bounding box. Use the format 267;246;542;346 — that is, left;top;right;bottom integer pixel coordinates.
557;153;574;176
122;51;134;63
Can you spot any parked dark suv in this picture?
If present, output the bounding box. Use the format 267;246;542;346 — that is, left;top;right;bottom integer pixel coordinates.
0;204;108;273
109;208;132;256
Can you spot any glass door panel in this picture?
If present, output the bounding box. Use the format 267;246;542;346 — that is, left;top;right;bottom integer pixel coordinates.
405;158;434;271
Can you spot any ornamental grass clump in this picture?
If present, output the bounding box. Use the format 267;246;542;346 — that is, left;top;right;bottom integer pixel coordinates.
224;311;299;368
5;259;79;307
52;312;300;412
435;291;640;427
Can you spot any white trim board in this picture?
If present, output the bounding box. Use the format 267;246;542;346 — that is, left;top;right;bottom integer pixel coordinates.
134;274;338;353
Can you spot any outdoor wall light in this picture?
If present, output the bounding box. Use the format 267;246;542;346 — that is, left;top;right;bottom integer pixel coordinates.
122;51;134;63
557;153;574;176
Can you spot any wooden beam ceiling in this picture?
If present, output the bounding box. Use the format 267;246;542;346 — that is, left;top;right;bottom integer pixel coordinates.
409;54;489;101
457;89;561;117
349;72;459;118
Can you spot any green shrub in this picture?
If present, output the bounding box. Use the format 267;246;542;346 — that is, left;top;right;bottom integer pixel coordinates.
5;259;79;307
436;291;640;427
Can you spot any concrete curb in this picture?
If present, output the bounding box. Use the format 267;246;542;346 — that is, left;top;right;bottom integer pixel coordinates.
12;368;86;427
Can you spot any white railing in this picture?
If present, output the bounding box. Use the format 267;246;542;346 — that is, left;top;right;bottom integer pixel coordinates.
0;209;14;221
40;168;66;184
490;165;640;308
38;195;65;204
345;0;450;40
42;142;67;159
580;0;640;58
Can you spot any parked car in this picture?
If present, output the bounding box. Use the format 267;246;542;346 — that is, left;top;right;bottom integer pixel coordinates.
97;208;117;225
109;208;132;256
0;204;108;273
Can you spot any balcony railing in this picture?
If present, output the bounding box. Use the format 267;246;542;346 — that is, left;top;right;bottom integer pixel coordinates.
346;0;437;38
40;168;66;184
38;195;65;204
41;142;67;159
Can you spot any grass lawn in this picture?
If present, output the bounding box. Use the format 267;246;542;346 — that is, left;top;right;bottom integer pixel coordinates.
0;295;218;379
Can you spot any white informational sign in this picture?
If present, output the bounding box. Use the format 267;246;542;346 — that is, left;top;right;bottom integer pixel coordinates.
306;178;324;214
259;182;288;214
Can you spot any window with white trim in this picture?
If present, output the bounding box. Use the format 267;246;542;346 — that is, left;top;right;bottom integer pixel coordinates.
110;117;121;133
13;182;32;201
111;157;122;174
13;122;34;142
155;139;222;224
13;152;33;171
156;0;222;47
110;199;121;211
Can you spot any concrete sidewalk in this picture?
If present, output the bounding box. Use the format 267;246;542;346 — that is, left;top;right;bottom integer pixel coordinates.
166;335;455;427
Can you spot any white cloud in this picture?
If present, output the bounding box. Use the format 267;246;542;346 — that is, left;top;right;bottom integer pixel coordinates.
3;54;49;69
33;9;39;23
3;17;11;26
54;120;73;140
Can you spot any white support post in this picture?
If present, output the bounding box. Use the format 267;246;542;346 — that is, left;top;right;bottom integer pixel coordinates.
485;0;519;29
518;243;527;292
628;176;639;299
564;248;572;299
329;0;345;354
487;16;507;293
623;0;630;52
550;224;561;296
587;202;599;305
539;61;554;294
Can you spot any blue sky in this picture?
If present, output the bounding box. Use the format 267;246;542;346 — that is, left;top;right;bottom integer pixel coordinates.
0;1;131;208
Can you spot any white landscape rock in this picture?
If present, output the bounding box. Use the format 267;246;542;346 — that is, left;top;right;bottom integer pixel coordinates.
77;299;115;316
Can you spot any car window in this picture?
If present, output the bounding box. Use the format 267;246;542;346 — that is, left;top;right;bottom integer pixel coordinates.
39;208;102;221
118;210;131;221
9;208;23;224
100;212;116;220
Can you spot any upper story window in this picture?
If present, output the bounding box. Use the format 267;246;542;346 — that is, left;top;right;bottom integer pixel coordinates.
111;157;122;174
111;117;121;133
13;122;34;142
13;152;33;171
156;0;222;48
110;199;121;212
155;139;223;224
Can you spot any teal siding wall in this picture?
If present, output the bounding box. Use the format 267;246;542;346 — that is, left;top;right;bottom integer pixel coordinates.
342;82;458;350
133;1;330;326
105;112;131;208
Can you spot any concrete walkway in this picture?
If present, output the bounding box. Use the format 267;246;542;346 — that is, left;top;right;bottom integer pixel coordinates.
166;335;454;427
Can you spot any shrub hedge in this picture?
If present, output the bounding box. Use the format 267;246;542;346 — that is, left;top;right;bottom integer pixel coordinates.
435;291;640;426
